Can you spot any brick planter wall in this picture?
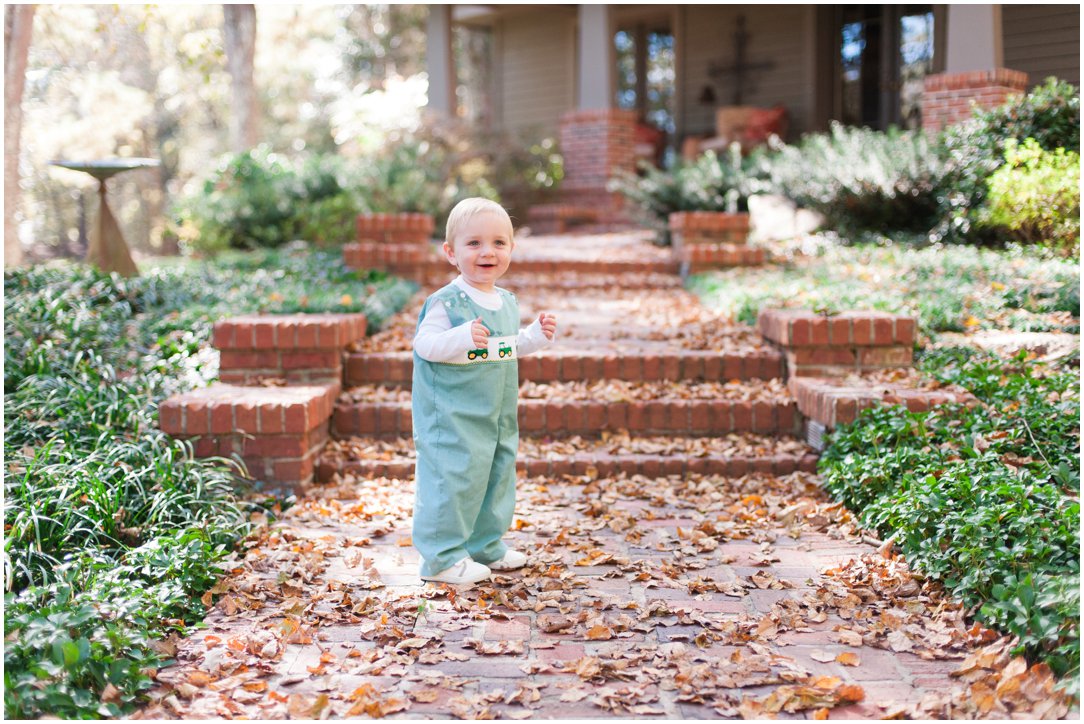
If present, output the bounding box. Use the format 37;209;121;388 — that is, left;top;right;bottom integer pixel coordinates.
356;212;434;244
558;108;637;226
213;313;367;384
758;309;916;378
347;213;440;283
159;383;340;491
790;377;977;429
922;68;1029;132
526;204;600;235
669;211;763;270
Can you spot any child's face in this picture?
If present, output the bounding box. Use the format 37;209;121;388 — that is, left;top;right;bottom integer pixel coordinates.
443;211;514;292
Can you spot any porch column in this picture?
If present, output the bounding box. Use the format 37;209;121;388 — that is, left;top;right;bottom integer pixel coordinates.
945;4;1002;72
922;4;1025;132
426;5;455;116
576;4;612;109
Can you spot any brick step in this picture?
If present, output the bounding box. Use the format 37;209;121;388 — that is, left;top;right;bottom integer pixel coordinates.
316;433;818;482
497;272;683;290
343;349;785;386
343;242;683;278
332;381;800;438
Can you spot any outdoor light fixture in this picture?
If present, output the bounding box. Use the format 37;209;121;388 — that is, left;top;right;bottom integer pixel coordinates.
698;84;716;105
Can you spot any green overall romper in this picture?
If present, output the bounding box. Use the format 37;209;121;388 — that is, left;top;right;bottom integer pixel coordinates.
411;283;520;576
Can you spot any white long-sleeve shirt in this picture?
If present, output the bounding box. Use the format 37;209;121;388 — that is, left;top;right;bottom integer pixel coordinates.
413;276;553;362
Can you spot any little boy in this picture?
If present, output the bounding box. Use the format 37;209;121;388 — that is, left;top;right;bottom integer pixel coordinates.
412;198;557;585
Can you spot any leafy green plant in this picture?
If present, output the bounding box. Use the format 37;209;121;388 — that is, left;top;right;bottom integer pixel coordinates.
765;122;947;236
819;348;1080;691
4;250;415;717
984;138;1080;254
938;77;1080;243
610;147;761;244
690;241;1079;338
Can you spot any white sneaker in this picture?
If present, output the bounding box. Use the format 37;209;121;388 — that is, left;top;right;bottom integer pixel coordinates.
421;558;491;585
488;549;527;570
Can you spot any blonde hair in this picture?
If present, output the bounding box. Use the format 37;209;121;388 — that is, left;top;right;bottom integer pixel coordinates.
444;197;514;245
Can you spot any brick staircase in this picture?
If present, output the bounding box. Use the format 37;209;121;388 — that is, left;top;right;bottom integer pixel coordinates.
160;228;959;496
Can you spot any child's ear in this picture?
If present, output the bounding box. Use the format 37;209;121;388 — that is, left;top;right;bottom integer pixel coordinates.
442;241;457;267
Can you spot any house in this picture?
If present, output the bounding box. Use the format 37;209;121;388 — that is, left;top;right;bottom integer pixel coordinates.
426;4;1080;224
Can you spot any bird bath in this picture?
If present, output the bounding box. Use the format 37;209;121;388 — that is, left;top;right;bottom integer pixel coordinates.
50;158;159;277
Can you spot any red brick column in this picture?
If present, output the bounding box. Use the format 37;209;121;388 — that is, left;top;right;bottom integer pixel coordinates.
558;108;637;226
668;212;764;271
213;313;367;384
159;384;339;492
758;309;916;378
345;213;446;284
922;68;1029;132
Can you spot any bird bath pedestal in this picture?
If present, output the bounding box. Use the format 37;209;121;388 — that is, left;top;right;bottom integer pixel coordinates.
50;158;159;277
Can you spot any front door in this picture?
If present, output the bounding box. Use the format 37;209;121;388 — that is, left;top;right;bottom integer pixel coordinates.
838;5;940;130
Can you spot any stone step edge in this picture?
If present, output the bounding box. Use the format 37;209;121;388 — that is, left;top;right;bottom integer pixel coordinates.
317;450;819;483
331;398;801;438
343;351;786;385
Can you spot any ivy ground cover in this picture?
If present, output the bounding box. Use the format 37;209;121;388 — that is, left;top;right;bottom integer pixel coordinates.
694;239;1080;695
3;248;415;718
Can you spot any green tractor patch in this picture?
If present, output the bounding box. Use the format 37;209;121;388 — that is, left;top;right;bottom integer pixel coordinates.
467;348;489;361
498;342;513;358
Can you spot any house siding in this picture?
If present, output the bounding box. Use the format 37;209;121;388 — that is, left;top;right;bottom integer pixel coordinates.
681;5;814;139
497;10;577;134
1003;5;1080;87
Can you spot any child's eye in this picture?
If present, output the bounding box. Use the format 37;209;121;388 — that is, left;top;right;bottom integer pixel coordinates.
467;240;479;246
495;239;507;246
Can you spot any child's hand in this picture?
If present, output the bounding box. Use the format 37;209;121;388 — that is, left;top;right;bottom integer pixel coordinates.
471;316;490;347
538;312;557;340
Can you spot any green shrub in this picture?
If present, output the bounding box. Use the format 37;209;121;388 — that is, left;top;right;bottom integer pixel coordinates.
984;138;1080;254
766;123;947;236
939;78;1080;243
174;148;300;253
610;147;762;244
820;348;1079;691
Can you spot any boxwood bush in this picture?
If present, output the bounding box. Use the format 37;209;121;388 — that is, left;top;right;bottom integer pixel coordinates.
938;77;1080;246
984;138;1080;255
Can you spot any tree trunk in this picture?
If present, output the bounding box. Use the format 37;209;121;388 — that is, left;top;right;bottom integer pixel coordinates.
222;4;259;152
5;5;35;268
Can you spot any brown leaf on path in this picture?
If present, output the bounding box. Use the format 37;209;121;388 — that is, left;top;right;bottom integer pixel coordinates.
585;624;614;640
464;638;526;655
886;629;914;652
538;614;576;633
186;671;214;687
809;650;836;663
411;689;440;703
835;652;861;666
813;708;830;720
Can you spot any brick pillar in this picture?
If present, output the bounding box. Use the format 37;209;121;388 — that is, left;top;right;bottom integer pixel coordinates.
558;108;637;226
922;68;1029;133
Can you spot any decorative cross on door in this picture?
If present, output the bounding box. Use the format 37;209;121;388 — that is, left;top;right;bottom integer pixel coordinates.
708;15;775;105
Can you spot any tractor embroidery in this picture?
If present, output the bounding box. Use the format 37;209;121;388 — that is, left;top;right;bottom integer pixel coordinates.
467;348;489;361
498;342;513;358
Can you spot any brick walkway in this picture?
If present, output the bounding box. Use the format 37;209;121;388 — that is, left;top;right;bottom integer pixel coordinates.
138;231;1057;720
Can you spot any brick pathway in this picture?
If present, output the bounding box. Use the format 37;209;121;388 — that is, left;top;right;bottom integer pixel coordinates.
138;231;1054;720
